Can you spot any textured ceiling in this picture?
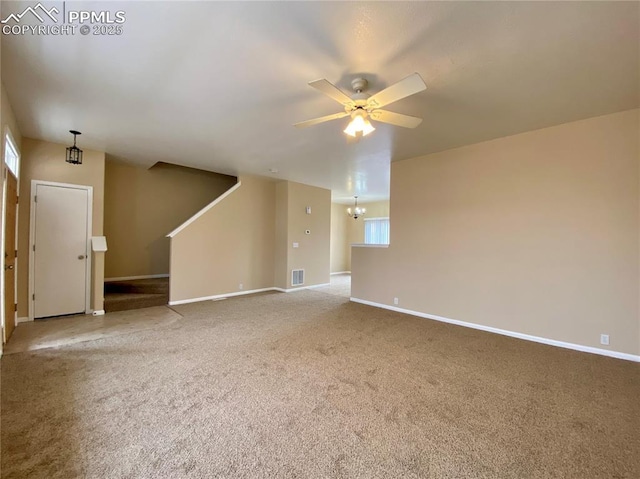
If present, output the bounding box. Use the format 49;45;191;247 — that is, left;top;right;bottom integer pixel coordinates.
1;1;638;203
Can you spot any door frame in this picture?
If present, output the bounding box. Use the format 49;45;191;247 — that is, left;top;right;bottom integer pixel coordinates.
29;180;93;321
3;171;19;342
1;126;20;345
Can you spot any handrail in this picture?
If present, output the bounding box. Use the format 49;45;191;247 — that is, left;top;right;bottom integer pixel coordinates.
166;181;242;238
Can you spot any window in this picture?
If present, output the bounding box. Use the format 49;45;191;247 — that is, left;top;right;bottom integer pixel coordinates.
4;129;19;178
364;217;390;245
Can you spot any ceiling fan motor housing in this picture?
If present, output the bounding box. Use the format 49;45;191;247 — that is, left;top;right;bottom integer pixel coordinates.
342;79;369;112
351;78;368;92
350;78;371;109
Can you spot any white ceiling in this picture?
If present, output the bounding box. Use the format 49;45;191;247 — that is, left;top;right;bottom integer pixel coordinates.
2;1;638;203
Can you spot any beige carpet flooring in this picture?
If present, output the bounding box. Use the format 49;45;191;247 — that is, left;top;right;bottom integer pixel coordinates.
2;290;639;478
313;273;351;298
3;306;180;355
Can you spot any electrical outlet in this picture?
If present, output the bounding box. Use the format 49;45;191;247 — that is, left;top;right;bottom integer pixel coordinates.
239;283;243;290
393;297;399;305
600;334;609;346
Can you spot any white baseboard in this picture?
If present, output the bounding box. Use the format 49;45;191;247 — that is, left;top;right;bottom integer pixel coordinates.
331;271;351;275
170;283;334;305
350;297;640;363
16;316;31;324
169;287;275;306
105;274;169;282
273;282;331;293
92;310;105;316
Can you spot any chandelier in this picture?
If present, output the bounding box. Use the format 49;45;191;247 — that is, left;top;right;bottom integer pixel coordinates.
347;196;366;219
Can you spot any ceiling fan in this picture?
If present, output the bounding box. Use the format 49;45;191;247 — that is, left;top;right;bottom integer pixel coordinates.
294;73;427;137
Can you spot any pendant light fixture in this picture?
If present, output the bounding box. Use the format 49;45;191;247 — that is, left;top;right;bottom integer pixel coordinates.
66;130;83;165
347;196;366;219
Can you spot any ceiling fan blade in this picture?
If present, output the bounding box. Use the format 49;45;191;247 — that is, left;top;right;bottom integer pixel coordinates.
294;111;350;128
367;73;427;109
370;110;423;128
308;79;355;107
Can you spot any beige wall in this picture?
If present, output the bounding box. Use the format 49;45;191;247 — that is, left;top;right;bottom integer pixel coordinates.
347;200;390;245
330;200;390;273
1;82;22;340
330;203;349;273
170;175;276;302
283;181;331;288
274;182;289;289
345;200;390;270
1;83;22;154
1;82;22;236
352;109;640;356
104;158;236;279
170;177;331;302
1;83;22;237
18;138;106;316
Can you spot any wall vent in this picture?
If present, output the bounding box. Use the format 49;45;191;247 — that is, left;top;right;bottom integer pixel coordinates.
291;269;304;286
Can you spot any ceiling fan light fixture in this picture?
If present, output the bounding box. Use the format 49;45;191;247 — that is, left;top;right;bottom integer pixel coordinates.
344;110;375;137
295;73;426;137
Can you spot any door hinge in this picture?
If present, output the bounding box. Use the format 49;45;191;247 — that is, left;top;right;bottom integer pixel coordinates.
14;249;17;258
32;294;35;301
32;245;35;252
34;195;37;203
15;196;18;204
14;303;17;312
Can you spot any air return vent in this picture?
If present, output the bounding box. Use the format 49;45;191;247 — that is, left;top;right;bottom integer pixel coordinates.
291;269;304;286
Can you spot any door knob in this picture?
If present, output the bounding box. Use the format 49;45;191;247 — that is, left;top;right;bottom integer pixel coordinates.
78;255;85;260
5;264;13;270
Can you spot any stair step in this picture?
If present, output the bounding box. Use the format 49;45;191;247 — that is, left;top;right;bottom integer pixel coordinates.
105;278;169;295
104;278;169;313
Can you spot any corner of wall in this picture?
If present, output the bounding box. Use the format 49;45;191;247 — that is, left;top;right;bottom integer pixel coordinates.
274;181;289;289
169;175;277;303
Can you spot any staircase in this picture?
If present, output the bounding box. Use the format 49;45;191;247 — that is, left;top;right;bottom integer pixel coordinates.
104;278;169;313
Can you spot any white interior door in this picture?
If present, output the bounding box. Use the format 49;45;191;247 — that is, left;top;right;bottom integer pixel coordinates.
33;184;90;318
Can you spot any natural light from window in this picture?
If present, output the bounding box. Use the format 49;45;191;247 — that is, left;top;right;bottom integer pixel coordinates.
364;217;390;245
4;130;19;178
